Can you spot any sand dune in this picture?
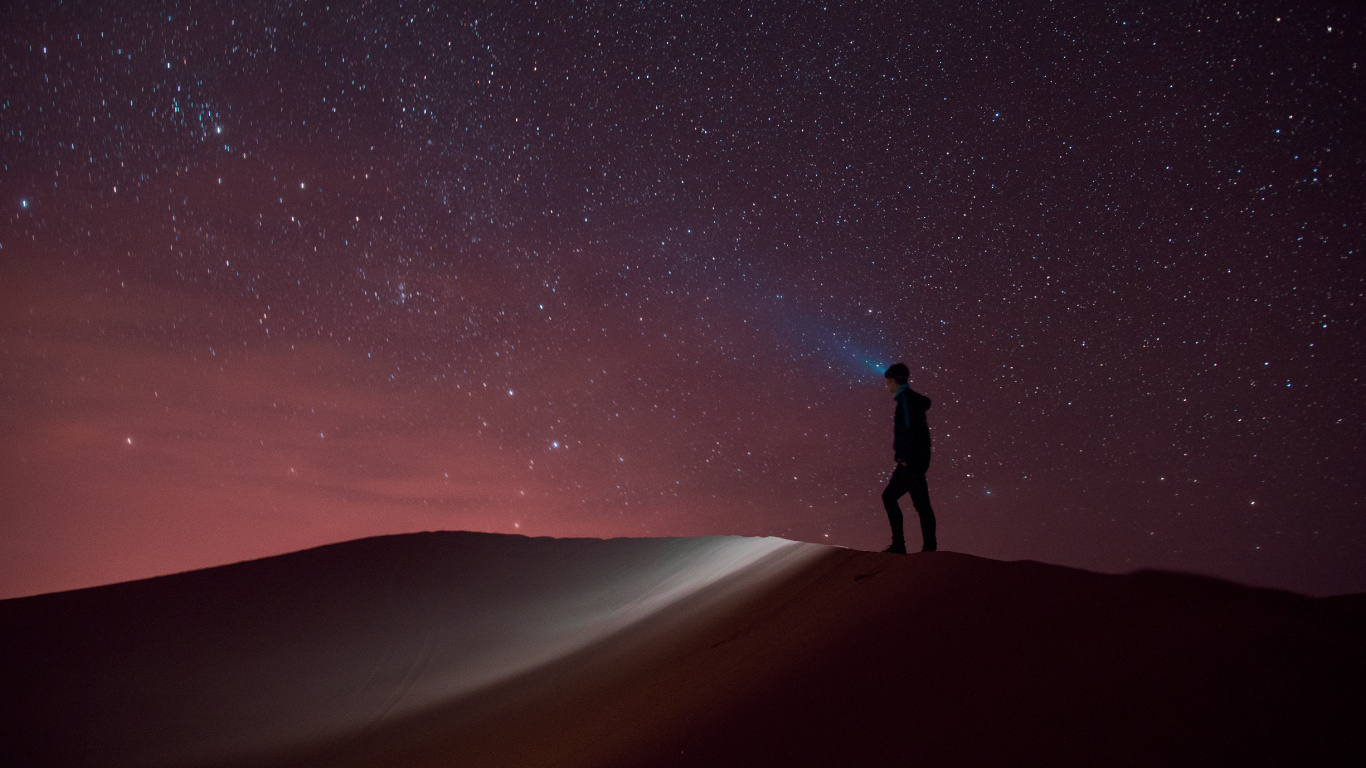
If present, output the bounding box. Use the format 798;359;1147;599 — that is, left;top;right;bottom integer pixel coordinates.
2;532;1363;767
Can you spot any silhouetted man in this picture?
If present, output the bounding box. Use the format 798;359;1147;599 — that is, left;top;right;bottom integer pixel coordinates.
881;363;937;553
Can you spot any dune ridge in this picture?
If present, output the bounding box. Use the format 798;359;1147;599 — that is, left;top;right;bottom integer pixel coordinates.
2;532;1363;767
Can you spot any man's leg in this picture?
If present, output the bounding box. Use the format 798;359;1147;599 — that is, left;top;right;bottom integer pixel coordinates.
881;466;910;551
907;471;937;551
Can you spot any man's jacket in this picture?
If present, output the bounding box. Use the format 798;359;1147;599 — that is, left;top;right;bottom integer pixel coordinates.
892;384;932;463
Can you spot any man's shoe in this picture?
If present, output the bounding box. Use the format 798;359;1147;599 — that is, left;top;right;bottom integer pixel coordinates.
882;542;907;554
921;542;937;552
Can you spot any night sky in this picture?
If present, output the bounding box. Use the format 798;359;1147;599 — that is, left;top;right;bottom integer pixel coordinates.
2;1;1363;598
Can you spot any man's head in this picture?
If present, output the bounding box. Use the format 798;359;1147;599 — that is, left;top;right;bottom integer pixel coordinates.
884;362;909;392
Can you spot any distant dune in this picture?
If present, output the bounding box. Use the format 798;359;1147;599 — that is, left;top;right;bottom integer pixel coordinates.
2;532;1363;767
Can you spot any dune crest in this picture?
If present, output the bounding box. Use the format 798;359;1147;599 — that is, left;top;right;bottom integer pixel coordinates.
2;532;1363;767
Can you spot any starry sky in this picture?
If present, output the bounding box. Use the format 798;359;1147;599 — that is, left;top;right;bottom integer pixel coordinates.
2;0;1363;598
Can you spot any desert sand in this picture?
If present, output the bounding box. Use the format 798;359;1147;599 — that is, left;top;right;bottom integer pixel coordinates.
2;532;1363;767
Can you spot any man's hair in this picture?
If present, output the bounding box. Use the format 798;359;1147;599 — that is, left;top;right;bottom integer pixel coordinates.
884;363;909;384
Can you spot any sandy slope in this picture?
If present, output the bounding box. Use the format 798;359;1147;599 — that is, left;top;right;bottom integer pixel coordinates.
2;533;1363;767
0;532;818;767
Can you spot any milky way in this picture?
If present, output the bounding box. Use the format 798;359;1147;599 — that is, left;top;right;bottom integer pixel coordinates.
2;1;1362;597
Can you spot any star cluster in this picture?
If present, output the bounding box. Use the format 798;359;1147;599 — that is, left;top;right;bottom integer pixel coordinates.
1;0;1362;597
